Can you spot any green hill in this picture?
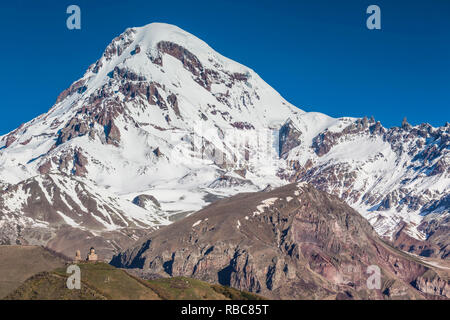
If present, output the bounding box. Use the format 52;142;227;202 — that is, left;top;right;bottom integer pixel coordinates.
4;262;265;300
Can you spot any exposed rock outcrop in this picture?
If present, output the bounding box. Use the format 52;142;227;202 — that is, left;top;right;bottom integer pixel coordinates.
132;194;161;210
112;183;449;300
279;119;301;158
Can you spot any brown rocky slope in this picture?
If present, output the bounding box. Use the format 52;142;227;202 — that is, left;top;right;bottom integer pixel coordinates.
111;183;449;300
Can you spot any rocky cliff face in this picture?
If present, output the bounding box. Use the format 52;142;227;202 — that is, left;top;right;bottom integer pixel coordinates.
111;183;449;299
414;269;450;298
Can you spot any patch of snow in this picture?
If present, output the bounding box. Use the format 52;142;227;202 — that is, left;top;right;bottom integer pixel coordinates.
192;219;202;227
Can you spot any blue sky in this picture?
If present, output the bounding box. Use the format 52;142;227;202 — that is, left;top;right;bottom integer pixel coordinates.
0;0;449;134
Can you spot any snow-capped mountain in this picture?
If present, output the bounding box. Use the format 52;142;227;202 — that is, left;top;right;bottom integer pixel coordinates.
0;23;448;259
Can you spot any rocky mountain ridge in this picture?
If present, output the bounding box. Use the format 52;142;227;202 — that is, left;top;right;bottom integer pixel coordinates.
111;182;449;299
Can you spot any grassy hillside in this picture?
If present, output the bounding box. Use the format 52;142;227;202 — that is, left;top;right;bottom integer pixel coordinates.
4;262;265;300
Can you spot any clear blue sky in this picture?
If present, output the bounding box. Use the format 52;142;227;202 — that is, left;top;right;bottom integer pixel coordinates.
0;0;449;134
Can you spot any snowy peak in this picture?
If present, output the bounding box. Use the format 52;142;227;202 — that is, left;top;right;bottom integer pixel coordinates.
61;22;300;128
89;23;252;77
